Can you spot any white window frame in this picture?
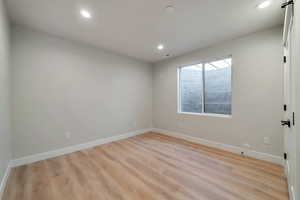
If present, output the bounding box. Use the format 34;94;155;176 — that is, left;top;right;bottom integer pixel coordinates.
177;56;232;118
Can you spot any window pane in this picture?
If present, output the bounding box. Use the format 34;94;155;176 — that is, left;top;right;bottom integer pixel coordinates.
204;58;232;115
180;64;203;113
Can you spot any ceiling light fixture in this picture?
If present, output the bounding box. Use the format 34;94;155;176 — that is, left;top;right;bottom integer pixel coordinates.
80;9;92;19
257;0;271;9
165;5;175;13
157;44;164;50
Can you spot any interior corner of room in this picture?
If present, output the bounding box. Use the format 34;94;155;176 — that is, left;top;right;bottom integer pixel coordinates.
0;0;300;200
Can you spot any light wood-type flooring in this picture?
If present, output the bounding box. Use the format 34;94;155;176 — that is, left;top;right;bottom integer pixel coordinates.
3;132;289;200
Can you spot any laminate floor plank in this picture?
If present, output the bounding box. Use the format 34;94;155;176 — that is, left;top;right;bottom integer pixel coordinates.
2;132;289;200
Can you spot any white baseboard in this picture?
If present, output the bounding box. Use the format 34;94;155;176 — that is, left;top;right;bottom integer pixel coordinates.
0;163;11;200
152;128;283;165
11;128;152;167
9;127;284;167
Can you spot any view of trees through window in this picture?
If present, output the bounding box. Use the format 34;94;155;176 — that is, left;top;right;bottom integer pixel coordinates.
179;57;232;115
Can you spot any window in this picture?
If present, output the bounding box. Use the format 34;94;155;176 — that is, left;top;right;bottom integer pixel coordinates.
178;57;232;115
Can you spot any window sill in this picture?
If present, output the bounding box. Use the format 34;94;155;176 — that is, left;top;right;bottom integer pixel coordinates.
177;112;232;118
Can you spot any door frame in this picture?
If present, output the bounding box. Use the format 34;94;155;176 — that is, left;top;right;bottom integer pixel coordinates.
282;1;297;200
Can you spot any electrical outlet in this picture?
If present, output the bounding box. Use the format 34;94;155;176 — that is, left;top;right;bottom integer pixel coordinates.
65;132;71;139
264;137;271;145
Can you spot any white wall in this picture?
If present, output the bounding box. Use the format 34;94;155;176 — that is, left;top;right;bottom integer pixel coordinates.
11;26;152;159
153;27;283;157
0;0;11;185
10;24;285;163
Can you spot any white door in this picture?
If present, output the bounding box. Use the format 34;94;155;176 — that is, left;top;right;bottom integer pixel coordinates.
282;3;296;199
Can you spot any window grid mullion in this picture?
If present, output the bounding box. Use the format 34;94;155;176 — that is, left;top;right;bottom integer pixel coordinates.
202;63;206;113
178;68;182;113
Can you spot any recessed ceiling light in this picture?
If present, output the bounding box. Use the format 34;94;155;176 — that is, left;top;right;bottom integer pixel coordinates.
165;5;175;13
80;9;92;19
157;44;164;50
257;0;271;9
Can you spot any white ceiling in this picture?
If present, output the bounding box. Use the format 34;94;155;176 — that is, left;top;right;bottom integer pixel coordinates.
6;0;284;63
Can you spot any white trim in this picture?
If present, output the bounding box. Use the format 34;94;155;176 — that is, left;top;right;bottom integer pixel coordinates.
290;186;296;200
285;160;296;200
11;128;152;167
152;128;284;165
283;0;294;46
177;56;233;116
285;160;290;178
0;162;12;199
9;127;284;168
177;112;232;118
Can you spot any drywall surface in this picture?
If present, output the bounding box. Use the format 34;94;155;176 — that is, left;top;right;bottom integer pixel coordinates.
11;26;152;158
153;27;283;156
0;0;11;184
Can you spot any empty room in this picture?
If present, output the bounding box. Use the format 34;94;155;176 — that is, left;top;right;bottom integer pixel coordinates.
1;0;300;199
